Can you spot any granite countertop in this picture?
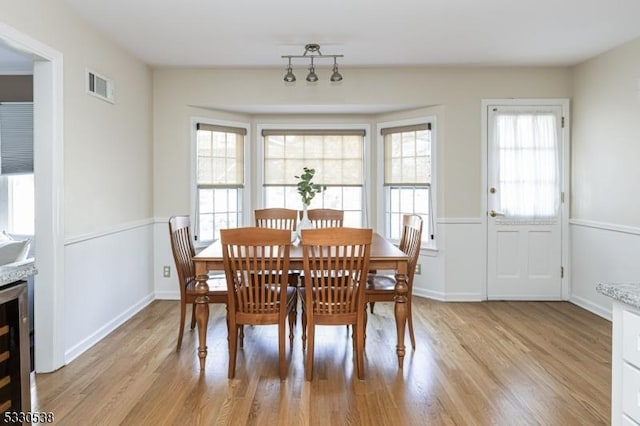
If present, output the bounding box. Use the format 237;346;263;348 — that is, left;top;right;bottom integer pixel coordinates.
0;258;37;287
596;282;640;309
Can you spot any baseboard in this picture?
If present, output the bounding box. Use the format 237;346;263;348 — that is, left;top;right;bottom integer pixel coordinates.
64;293;154;364
155;290;180;300
414;288;483;302
569;295;612;321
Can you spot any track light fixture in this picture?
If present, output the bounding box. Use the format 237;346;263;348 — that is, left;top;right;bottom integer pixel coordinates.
282;43;344;83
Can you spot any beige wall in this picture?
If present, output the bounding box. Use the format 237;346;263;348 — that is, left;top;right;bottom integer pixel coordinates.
153;67;572;220
0;0;153;236
572;37;640;227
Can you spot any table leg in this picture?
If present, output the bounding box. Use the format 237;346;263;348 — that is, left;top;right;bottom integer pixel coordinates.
194;274;210;370
394;267;409;368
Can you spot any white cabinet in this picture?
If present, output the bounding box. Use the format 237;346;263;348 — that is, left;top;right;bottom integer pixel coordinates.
613;301;640;425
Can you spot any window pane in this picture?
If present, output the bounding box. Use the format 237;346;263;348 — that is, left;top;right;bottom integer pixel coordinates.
414;188;429;213
214;189;228;212
342;187;361;211
344;211;362;228
8;174;34;235
199;213;214;242
199;188;214;214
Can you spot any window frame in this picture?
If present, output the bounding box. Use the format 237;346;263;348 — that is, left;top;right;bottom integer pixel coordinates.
256;123;371;228
376;116;437;250
191;117;250;246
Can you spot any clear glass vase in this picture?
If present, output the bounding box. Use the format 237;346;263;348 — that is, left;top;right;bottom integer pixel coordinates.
296;203;314;239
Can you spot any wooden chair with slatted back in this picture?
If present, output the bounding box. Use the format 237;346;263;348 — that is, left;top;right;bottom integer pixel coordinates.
303;208;344;228
255;208;298;231
300;227;372;380
255;208;300;318
168;216;228;352
221;227;297;380
366;214;423;349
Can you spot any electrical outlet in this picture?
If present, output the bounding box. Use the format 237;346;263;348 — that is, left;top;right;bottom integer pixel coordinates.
415;263;421;275
163;265;171;278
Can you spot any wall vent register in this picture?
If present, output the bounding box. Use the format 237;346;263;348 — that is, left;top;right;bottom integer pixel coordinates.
87;69;114;103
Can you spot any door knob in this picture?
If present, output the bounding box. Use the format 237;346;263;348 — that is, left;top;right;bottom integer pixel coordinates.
489;210;505;218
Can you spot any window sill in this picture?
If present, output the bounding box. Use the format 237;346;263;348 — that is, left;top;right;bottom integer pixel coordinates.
420;245;439;257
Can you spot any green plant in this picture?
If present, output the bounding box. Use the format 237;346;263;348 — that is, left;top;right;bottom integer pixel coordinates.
295;167;325;206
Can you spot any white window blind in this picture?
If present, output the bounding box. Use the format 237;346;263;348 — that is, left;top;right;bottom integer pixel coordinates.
493;112;559;221
0;102;33;175
263;129;364;186
383;123;431;186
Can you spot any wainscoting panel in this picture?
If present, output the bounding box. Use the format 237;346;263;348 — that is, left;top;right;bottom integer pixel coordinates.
413;219;485;301
64;220;155;363
570;219;640;320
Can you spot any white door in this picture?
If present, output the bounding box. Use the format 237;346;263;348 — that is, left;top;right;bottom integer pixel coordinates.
487;104;565;299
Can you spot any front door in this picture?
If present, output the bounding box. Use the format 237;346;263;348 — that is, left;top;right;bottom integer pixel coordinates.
487;103;565;299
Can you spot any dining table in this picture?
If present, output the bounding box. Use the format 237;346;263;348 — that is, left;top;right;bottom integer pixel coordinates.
192;232;410;371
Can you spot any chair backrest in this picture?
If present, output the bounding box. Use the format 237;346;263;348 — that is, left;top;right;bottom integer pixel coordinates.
301;227;372;315
221;227;292;317
303;208;344;228
168;216;196;298
399;215;423;286
255;208;298;231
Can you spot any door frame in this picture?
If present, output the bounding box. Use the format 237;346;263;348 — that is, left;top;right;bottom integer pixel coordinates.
0;21;66;371
480;99;570;300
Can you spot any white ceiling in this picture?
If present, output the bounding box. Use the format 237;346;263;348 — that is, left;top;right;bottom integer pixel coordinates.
58;0;640;68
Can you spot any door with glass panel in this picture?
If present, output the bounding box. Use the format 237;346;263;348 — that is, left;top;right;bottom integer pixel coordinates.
487;105;564;299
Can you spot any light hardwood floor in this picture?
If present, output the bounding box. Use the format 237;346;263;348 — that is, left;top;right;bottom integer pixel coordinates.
31;298;611;425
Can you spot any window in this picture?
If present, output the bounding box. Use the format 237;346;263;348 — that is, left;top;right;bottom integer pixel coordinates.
381;122;434;244
492;111;560;220
0;102;34;235
262;128;365;227
195;123;246;242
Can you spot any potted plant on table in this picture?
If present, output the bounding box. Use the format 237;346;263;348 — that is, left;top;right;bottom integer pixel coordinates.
295;167;325;237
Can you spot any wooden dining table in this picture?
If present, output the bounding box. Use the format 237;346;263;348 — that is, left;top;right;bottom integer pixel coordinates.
192;232;410;371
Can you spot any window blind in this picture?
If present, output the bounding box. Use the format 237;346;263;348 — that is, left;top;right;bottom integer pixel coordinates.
196;123;245;187
263;130;365;186
0;102;33;175
382;123;431;186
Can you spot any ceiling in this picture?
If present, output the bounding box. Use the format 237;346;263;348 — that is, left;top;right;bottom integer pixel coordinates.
56;0;640;68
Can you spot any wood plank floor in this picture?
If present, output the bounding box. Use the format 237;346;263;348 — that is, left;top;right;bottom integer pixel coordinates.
31;298;611;425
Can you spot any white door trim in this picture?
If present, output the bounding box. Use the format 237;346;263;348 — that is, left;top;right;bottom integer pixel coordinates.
481;98;570;301
0;21;65;371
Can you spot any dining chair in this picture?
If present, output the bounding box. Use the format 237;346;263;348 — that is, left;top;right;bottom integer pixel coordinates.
302;208;344;228
168;216;228;352
300;227;372;380
220;227;297;380
255;207;301;320
366;214;423;349
254;208;298;231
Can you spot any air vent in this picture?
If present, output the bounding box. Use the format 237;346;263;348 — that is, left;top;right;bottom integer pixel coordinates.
86;69;114;103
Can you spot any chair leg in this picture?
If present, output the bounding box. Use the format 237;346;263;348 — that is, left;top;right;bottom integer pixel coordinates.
305;320;315;381
369;301;376;314
190;302;197;329
177;300;187;351
288;292;296;348
301;298;307;351
279;318;287;380
239;325;244;348
408;298;416;350
228;319;238;379
355;319;365;380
